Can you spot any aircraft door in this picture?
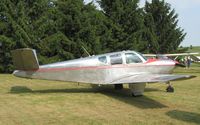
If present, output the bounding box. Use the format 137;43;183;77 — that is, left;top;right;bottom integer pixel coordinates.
109;53;124;81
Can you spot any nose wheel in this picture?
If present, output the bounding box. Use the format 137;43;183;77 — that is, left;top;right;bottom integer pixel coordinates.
166;82;174;92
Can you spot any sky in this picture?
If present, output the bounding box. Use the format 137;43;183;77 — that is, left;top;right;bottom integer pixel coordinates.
84;0;200;47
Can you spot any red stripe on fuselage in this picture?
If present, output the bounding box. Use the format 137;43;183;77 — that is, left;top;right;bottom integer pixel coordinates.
27;63;175;72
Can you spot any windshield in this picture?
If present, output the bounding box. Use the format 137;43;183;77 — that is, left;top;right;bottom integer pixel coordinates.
136;52;147;61
125;53;143;63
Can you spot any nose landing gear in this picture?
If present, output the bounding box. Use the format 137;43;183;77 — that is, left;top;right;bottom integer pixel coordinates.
166;81;174;92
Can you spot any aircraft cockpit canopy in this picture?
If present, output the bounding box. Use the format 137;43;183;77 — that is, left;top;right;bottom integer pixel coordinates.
97;51;147;65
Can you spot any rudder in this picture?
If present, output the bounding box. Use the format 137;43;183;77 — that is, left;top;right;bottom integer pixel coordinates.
11;48;39;70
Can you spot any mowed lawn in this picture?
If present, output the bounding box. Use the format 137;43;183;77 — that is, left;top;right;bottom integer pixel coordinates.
0;64;200;125
186;46;200;53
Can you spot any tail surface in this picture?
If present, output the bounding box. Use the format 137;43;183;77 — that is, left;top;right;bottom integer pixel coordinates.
11;48;39;70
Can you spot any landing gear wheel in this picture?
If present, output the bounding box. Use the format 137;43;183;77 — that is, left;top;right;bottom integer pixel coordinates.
166;85;174;92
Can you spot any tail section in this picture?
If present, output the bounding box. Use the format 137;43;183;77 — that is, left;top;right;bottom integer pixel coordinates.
11;48;39;70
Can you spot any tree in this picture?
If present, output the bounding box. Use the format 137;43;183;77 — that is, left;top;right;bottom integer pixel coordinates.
56;0;114;57
190;45;193;49
0;0;64;72
0;0;25;72
0;0;186;73
98;0;148;52
144;0;186;53
0;0;113;73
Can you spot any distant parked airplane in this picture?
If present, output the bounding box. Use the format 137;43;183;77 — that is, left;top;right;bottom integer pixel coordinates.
11;48;195;96
143;52;200;62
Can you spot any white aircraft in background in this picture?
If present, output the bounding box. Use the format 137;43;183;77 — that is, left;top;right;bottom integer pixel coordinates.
144;53;200;63
197;56;200;62
11;48;195;96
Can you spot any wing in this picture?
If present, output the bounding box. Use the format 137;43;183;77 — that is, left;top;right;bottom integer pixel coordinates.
143;54;157;57
143;53;199;57
163;53;199;57
108;74;195;84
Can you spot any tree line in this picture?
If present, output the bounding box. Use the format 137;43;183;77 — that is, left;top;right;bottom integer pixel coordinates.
0;0;186;73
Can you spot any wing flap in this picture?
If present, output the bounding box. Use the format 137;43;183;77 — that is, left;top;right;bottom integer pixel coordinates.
109;74;195;84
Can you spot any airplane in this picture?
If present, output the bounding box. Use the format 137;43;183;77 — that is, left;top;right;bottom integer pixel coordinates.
197;56;200;62
143;53;200;63
11;48;196;96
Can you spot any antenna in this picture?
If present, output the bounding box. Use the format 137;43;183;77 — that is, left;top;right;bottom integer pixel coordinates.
81;46;91;57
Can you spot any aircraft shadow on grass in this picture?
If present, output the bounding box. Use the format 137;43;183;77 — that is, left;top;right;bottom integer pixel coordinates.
175;69;200;74
10;86;167;109
144;88;165;92
166;110;200;124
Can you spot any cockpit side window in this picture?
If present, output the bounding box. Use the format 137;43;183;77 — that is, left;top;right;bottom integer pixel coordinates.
110;54;123;65
98;56;107;64
125;53;142;64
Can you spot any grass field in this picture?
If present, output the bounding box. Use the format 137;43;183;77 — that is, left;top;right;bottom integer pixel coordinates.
186;46;200;53
186;46;200;56
0;64;200;125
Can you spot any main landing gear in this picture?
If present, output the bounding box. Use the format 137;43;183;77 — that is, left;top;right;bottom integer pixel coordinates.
129;83;146;96
166;81;174;92
114;84;123;90
115;83;146;97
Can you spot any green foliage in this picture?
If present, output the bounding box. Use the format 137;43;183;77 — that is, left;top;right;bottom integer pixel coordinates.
0;35;14;72
144;0;186;53
0;0;186;73
190;45;193;49
98;0;148;52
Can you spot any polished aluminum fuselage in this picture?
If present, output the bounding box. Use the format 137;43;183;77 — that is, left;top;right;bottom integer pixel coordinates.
13;51;176;84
